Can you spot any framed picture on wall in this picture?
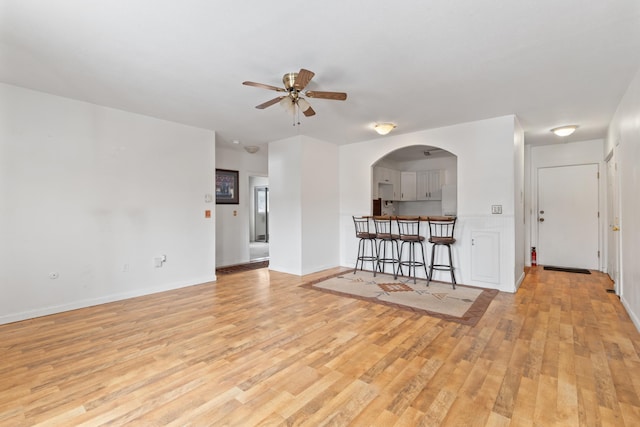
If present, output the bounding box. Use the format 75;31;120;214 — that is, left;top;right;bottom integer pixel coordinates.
216;169;239;204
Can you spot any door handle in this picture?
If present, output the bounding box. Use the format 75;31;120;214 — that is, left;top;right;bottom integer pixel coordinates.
539;218;545;222
612;226;620;231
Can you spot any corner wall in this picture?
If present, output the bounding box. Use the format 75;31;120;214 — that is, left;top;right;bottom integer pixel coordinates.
607;66;640;330
0;83;216;324
340;115;522;292
268;135;339;275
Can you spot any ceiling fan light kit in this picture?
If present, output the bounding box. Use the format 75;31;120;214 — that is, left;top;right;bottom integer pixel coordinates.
374;123;396;135
243;68;347;122
551;125;578;137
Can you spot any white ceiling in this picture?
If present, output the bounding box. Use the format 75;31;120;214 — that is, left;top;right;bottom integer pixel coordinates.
2;1;639;150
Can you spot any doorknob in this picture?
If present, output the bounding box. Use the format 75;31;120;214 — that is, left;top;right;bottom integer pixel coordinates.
539;218;545;222
539;210;545;214
612;226;620;231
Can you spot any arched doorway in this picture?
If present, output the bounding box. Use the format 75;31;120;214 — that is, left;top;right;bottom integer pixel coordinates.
372;145;458;217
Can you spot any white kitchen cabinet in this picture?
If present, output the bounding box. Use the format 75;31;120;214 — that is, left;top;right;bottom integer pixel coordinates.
391;169;401;200
400;171;416;201
376;167;393;184
471;230;500;284
416;170;443;200
374;166;400;200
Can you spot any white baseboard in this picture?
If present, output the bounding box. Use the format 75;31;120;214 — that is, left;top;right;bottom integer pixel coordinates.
621;295;640;333
0;276;215;325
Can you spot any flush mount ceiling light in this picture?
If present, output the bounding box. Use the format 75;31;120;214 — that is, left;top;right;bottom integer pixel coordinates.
551;125;578;137
244;145;259;154
374;123;396;135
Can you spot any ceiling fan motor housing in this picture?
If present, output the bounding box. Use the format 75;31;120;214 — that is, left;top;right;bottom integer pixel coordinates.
283;73;298;90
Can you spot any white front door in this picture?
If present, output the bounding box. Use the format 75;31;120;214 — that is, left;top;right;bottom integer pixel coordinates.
537;164;599;270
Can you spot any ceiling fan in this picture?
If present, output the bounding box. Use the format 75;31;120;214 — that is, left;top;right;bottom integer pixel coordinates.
242;68;347;118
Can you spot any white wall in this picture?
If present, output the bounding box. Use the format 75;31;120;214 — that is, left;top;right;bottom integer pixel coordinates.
527;139;605;269
340;115;522;292
0;83;216;324
514;118;526;287
215;145;268;267
607;66;640;330
269;135;340;275
268;137;302;274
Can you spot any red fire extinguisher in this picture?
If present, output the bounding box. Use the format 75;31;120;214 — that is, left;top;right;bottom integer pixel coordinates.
531;247;537;266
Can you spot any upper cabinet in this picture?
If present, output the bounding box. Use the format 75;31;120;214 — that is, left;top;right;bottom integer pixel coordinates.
391;169;401;200
373;166;401;200
416;170;444;200
401;169;444;201
400;171;417;201
375;166;445;202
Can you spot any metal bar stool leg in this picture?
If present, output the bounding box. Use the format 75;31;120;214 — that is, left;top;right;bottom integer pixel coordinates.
447;243;456;288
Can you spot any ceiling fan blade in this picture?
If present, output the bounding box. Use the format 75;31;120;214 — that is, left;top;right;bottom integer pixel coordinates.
243;81;286;92
256;96;285;109
294;69;315;90
305;91;347;101
302;105;316;117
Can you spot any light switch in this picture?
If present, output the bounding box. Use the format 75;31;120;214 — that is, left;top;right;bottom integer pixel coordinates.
205;210;211;218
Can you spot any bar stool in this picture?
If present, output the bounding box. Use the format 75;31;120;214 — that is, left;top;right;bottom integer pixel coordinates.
396;217;429;284
372;216;400;278
352;216;378;274
427;216;457;289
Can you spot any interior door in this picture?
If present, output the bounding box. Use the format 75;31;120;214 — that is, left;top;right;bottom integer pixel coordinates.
606;150;621;292
537;164;599;269
254;186;269;242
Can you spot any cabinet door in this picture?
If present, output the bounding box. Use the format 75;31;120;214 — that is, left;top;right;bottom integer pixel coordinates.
416;171;429;200
427;170;442;200
381;167;392;184
415;170;443;200
391;169;401;200
400;171;416;201
471;230;500;284
372;167;380;199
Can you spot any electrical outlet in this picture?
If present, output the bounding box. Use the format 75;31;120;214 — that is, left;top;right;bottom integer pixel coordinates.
491;205;502;214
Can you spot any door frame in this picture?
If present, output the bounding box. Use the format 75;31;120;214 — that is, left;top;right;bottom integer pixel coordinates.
534;163;602;271
605;147;622;294
254;186;269;243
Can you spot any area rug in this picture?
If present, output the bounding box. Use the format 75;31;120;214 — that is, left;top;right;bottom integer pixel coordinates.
302;270;499;326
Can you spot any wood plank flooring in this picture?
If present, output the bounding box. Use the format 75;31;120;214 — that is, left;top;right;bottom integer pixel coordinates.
1;266;639;426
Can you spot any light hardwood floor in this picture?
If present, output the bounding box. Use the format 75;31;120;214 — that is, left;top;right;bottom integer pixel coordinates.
1;266;639;426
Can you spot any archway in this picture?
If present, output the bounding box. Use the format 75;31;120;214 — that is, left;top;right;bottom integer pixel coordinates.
371;145;458;217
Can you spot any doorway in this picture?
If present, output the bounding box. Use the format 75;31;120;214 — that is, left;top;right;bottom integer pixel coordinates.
606;148;621;293
537;164;599;270
254;186;269;242
249;178;269;261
